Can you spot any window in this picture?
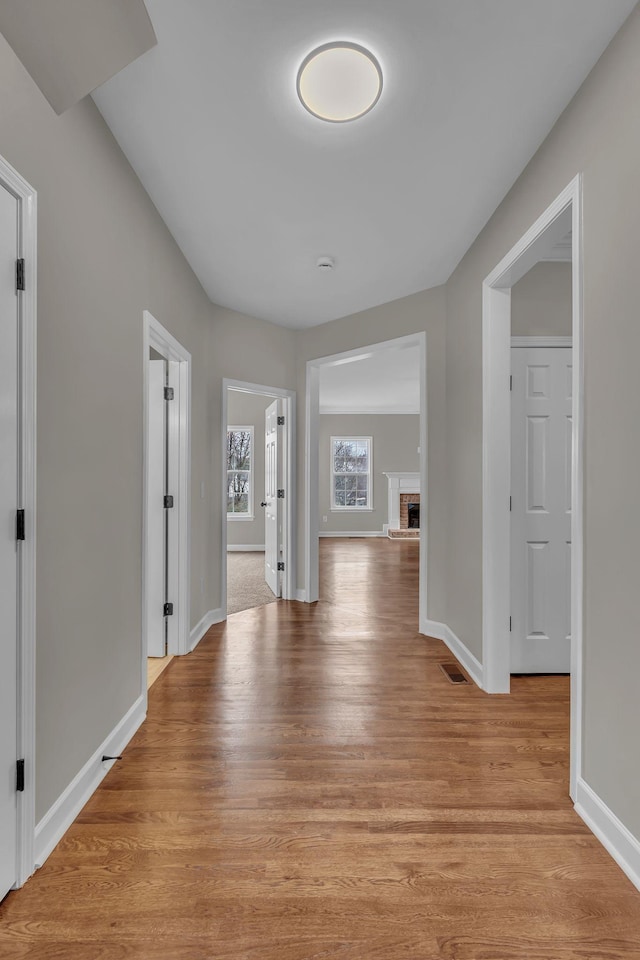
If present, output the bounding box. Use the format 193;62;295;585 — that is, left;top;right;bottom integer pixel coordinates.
331;437;372;510
227;426;253;518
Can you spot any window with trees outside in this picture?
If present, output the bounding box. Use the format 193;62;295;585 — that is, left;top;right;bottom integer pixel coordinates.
331;437;372;510
227;426;253;518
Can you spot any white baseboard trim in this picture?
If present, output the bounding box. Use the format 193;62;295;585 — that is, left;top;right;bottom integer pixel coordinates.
189;608;225;652
319;531;385;538
34;694;146;870
422;618;484;689
226;544;265;552
575;778;640;893
295;589;308;602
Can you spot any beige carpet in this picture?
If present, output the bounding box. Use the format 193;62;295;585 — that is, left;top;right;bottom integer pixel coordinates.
227;551;278;615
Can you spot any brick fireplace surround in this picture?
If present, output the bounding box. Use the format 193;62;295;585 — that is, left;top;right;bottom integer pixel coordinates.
399;493;420;529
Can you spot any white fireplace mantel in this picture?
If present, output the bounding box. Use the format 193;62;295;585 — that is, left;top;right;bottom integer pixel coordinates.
383;472;420;531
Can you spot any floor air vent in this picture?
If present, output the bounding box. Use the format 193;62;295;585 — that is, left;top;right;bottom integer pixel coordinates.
439;662;469;684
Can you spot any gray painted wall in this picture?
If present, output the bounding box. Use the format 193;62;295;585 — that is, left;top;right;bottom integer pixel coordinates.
0;32;295;822
318;415;419;533
0;31;213;820
226;390;272;547
511;261;572;337
0;0;156;113
445;7;640;837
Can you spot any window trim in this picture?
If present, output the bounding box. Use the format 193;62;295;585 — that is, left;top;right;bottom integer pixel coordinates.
330;435;373;512
226;425;254;520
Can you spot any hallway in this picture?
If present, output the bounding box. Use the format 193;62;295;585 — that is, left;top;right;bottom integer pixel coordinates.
1;540;639;958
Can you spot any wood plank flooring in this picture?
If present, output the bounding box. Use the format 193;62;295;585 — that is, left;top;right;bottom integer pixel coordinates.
147;654;174;690
1;538;639;958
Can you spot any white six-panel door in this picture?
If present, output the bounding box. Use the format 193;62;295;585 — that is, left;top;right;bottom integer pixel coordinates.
511;345;572;673
0;183;19;899
264;399;281;597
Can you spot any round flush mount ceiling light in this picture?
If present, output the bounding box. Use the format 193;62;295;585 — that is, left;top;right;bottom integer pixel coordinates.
297;42;383;123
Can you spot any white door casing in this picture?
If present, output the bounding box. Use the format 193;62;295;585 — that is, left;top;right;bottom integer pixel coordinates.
264;398;281;597
0;183;19;899
142;310;191;674
221;380;295;615
146;359;166;658
165;360;181;655
511;344;572;673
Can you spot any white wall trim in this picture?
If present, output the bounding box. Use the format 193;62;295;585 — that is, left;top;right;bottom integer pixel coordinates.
306;331;428;633
226;544;266;552
319;530;386;538
511;336;572;348
575;778;640;893
222;380;296;618
34;695;146;870
142;311;192;689
422;619;484;689
383;471;421;530
295;589;308;602
0;154;37;888
189;608;224;652
320;407;420;416
482;174;584;801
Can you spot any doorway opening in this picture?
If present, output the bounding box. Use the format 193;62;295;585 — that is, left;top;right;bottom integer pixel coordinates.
142;312;191;692
305;332;427;629
0;154;36;895
482;175;583;799
221;380;296;618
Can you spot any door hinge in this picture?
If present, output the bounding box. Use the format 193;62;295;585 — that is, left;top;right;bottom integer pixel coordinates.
164;495;174;508
509;496;512;512
164;602;174;617
16;259;25;292
277;489;285;499
16;509;25;541
277;416;285;426
164;386;174;400
509;616;512;632
16;759;25;793
277;561;285;572
509;375;512;391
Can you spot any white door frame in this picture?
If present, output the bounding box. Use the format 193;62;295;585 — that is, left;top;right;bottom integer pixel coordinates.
221;380;296;617
305;331;428;630
142;311;191;687
482;174;583;799
0;154;37;887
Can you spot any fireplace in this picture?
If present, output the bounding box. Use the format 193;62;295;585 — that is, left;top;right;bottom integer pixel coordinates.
399;492;420;529
383;473;421;538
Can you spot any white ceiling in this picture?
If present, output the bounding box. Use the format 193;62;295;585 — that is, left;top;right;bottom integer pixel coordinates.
92;0;636;329
319;344;420;414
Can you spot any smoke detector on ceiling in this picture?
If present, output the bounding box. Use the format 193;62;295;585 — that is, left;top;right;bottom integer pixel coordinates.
316;256;335;271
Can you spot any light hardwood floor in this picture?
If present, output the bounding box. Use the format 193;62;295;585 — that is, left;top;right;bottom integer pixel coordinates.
147;654;174;689
1;538;639;958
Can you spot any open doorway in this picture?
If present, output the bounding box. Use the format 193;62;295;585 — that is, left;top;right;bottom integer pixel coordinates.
221;380;296;618
482;176;583;798
305;332;427;630
143;312;191;690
